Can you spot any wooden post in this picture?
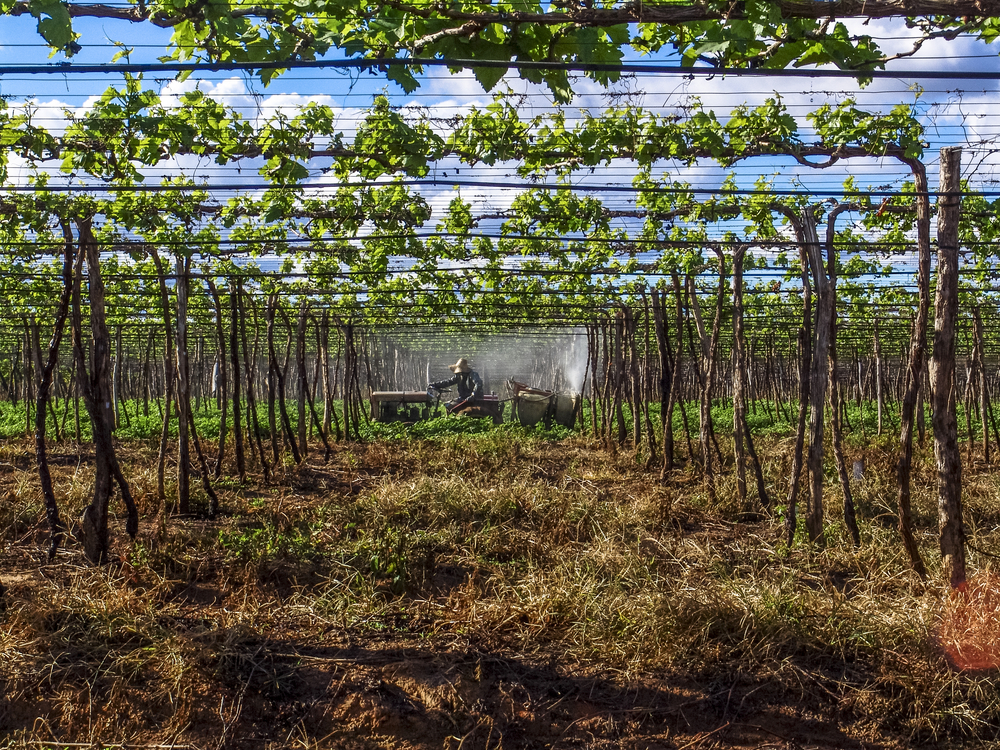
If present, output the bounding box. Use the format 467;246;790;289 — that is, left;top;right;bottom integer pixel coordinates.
732;248;748;509
175;255;190;514
801;206;834;546
931;146;967;590
296;299;309;457
974;307;990;463
875;320;884;436
206;278;228;478
229;281;246;483
826;206;860;546
150;249;176;517
784;212;814;547
37;225;76;560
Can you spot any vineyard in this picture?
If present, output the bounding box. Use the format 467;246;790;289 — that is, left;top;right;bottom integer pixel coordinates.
3;2;1000;749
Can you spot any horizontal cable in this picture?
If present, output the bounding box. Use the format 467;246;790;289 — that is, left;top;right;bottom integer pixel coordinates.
2;57;999;82
0;178;977;197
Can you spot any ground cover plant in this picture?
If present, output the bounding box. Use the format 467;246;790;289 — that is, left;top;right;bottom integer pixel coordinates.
3;427;1000;750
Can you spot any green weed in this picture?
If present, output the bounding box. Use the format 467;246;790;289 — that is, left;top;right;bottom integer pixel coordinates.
218;523;318;563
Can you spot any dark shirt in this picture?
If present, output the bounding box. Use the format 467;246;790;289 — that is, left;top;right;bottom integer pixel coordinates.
430;371;484;399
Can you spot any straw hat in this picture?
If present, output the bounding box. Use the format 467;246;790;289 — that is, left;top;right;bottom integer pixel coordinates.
448;357;472;373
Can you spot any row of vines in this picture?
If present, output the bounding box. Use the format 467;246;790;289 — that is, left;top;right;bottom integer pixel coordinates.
0;76;988;597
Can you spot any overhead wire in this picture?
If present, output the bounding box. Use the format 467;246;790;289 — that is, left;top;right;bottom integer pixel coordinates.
0;178;986;197
4;56;1000;81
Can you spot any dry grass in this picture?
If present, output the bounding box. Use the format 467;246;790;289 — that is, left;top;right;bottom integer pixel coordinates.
2;432;1000;748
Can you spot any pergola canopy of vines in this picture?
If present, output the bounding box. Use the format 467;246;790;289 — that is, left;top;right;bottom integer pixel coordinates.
8;0;1000;101
0;83;982;340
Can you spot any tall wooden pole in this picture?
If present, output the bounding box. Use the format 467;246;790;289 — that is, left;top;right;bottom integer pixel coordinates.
895;159;931;578
931;145;967;590
804;206;833;546
175;255;190;515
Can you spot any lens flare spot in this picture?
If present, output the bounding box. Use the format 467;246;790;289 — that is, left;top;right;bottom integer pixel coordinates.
939;574;1000;671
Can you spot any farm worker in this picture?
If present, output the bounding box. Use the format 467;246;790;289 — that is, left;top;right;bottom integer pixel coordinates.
429;357;484;405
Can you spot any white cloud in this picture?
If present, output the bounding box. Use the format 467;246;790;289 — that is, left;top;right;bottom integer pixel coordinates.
160;76;252;109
